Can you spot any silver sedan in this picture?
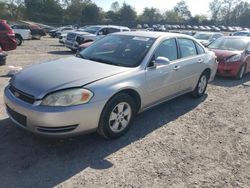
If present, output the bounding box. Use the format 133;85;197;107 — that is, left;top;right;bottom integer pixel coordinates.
4;32;218;138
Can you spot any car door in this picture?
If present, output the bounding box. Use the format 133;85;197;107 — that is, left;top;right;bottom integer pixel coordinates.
176;38;207;91
145;38;183;107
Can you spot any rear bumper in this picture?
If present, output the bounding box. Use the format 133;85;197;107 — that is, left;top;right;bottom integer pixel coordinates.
216;61;241;77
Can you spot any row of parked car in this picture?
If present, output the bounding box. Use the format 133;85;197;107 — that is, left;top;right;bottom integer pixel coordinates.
0;19;48;65
140;24;249;32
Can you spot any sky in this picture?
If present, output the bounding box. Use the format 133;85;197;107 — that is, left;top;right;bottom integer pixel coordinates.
92;0;214;16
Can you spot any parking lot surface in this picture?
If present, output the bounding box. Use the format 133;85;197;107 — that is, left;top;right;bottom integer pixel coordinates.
0;37;250;188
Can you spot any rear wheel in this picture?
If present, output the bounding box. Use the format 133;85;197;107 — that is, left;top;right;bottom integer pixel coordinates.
236;64;246;80
191;72;209;98
98;93;136;139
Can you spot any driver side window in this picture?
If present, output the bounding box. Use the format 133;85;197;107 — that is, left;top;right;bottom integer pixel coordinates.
154;39;178;61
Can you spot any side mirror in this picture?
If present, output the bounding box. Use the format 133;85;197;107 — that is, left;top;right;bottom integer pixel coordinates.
98;31;103;35
154;56;170;66
246;49;250;54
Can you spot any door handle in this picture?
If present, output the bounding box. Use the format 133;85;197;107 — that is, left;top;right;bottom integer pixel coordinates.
173;65;181;71
198;59;204;63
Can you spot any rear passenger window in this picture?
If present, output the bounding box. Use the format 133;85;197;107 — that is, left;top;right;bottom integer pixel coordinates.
154;39;178;61
178;38;197;58
196;43;205;54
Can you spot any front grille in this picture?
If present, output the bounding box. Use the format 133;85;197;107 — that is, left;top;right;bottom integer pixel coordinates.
6;105;27;126
37;125;78;133
9;85;35;104
67;33;76;41
76;36;85;44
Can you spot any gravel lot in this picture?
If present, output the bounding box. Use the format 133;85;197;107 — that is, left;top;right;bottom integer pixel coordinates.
0;37;250;188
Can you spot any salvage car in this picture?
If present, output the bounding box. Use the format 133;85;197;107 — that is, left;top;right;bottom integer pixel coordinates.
0;20;17;51
65;25;130;51
194;32;223;46
4;32;217;138
11;24;32;46
208;36;250;79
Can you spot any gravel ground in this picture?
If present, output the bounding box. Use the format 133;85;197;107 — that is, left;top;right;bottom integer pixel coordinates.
0;37;250;188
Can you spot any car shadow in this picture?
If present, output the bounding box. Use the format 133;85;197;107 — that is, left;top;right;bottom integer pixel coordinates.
0;94;207;187
48;50;75;55
211;73;250;88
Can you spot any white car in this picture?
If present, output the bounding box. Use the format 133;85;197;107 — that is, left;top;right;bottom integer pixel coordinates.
65;25;130;51
11;25;32;46
193;32;223;46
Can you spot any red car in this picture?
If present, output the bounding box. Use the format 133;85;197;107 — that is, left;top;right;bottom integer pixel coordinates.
208;36;250;79
0;20;17;51
0;46;7;65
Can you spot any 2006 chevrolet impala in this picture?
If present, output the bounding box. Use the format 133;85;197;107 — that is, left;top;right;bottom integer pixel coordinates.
4;32;218;138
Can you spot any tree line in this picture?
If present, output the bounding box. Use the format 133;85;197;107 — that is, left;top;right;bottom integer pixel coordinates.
0;0;250;27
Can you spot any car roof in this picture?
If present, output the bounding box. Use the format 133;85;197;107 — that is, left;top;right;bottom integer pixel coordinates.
113;31;194;39
222;36;250;40
195;32;221;35
87;25;130;29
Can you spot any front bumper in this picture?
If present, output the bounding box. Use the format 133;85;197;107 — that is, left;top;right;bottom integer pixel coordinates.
65;40;79;50
4;86;106;137
217;61;241;77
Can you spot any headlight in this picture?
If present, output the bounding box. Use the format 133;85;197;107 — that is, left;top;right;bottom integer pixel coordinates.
41;88;94;106
226;54;241;63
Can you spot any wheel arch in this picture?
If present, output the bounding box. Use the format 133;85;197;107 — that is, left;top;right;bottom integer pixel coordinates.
15;33;23;40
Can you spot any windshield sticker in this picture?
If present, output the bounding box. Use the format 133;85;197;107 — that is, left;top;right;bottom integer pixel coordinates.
132;37;150;41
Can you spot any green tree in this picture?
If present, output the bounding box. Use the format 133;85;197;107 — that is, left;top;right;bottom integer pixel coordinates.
139;7;163;24
24;0;63;23
164;10;182;23
174;1;191;20
81;2;102;24
118;3;137;27
110;1;120;12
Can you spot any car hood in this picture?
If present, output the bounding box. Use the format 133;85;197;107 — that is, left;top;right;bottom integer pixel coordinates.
11;56;131;99
210;49;242;61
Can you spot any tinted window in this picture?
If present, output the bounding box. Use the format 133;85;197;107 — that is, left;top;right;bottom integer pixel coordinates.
107;28;120;34
178;38;197;58
154;39;178;61
196;43;205;54
80;35;156;67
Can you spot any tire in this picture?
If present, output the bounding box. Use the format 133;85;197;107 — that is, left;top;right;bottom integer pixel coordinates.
15;35;23;46
236;64;246;80
191;72;209;98
97;93;136;139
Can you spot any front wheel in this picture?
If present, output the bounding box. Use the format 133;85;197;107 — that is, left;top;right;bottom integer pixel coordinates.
236;64;246;80
191;72;209;98
97;93;136;139
15;35;22;46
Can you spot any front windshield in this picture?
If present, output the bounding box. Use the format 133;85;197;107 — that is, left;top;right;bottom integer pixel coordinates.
194;33;212;40
82;26;101;34
208;38;248;51
79;35;156;67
